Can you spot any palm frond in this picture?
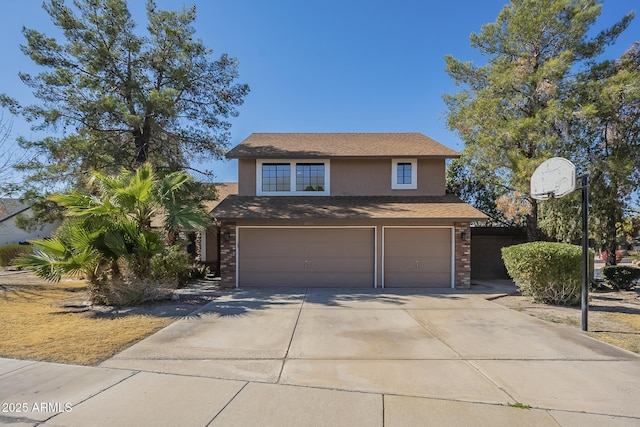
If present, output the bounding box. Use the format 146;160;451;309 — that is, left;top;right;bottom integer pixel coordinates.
28;238;68;258
14;252;64;282
102;229;130;258
164;206;211;231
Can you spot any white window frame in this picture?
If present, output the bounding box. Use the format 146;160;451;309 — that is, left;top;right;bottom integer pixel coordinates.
391;159;417;190
256;159;330;196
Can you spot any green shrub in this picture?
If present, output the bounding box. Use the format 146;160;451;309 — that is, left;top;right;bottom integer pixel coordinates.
0;244;33;266
601;266;640;291
502;242;594;305
150;248;196;287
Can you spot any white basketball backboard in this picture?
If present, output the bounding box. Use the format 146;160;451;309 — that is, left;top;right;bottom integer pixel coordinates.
530;157;576;200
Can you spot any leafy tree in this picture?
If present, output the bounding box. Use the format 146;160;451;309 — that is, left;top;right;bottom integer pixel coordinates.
446;157;520;226
444;0;633;241
0;115;28;200
617;212;640;245
537;192;582;243
1;0;249;192
564;43;640;265
16;163;211;304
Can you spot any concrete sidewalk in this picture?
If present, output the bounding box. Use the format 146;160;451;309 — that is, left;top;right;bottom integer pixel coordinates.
1;287;639;426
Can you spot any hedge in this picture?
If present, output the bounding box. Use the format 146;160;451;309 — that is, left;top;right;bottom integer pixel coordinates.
601;266;640;291
0;244;33;267
502;242;594;305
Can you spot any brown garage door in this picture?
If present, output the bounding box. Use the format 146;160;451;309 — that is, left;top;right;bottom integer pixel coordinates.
383;228;452;288
238;228;375;287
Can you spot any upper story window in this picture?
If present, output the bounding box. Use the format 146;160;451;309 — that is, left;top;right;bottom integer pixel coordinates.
257;159;330;196
296;163;325;191
391;159;417;190
262;163;290;192
397;162;412;184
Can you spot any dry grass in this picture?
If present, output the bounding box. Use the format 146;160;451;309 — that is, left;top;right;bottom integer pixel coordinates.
0;275;173;365
495;291;640;354
588;312;640;354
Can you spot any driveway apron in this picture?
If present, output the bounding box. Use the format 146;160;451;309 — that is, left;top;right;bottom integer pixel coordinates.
101;288;640;422
2;287;637;426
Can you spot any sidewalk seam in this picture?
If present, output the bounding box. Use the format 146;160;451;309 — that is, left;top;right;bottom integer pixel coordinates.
205;381;249;426
44;370;141;424
0;360;38;378
466;360;518;403
277;288;307;383
405;309;517;403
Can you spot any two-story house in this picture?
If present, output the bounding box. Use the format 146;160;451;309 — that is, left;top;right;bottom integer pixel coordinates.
211;133;487;289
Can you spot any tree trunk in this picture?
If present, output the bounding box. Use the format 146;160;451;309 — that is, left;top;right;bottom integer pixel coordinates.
603;214;619;266
526;198;539;242
604;240;618;266
133;120;151;164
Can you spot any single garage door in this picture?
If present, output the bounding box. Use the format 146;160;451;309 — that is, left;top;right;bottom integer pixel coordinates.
383;228;452;288
238;227;375;287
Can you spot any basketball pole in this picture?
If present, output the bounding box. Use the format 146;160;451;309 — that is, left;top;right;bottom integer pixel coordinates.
578;173;589;332
531;158;588;331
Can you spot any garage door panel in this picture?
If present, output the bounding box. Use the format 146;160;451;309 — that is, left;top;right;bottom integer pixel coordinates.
384;255;451;271
238;228;374;287
384;228;452;288
386;271;451;285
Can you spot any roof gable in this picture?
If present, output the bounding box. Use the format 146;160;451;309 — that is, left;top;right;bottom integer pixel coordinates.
226;133;460;159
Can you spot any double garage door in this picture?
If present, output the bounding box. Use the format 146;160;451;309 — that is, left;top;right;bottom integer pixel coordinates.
237;227;453;288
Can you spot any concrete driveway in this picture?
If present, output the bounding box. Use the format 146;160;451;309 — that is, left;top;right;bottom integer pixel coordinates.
1;287;639;426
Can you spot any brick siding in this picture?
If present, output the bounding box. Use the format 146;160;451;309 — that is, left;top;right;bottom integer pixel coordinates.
454;222;471;289
219;222;237;288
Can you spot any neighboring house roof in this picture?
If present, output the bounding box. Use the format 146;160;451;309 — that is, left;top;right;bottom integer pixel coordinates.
150;183;239;228
204;183;239;213
226;133;460;159
0;199;31;223
211;195;488;222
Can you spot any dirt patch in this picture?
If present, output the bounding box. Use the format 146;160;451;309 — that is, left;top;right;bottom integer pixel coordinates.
0;271;224;365
493;287;640;354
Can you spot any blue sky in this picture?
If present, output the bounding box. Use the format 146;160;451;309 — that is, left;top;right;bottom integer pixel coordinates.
0;1;638;183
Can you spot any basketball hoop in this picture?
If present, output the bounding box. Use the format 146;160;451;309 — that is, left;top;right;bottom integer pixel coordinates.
530;157;576;200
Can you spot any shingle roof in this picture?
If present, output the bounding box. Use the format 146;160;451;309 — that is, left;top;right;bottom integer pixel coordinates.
150;183;238;228
0;199;30;223
204;183;238;213
226;133;460;159
211;195;487;222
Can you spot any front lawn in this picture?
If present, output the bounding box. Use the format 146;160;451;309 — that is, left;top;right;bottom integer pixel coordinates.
494;289;640;354
0;273;173;365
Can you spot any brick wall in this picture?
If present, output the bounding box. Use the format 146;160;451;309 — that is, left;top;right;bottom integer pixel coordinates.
219;222;237;288
454;222;471;289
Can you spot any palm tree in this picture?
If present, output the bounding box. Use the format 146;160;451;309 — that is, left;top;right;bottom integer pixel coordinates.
16;163;211;303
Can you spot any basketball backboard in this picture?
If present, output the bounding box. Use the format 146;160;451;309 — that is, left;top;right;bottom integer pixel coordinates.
530;157;576;200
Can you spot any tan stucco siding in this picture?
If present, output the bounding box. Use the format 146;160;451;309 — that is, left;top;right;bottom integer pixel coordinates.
330;158;446;196
204;229;218;263
237;159;256;196
237;158;446;196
